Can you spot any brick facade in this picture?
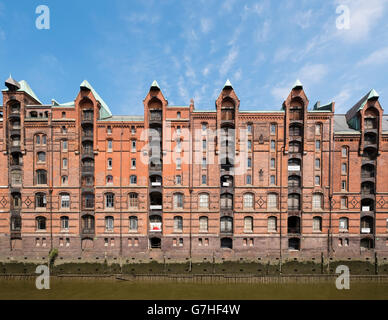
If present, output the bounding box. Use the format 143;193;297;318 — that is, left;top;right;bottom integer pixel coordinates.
0;78;387;261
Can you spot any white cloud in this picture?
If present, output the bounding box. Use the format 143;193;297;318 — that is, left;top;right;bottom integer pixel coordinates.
333;88;352;112
295;10;313;29
177;76;189;101
200;18;212;33
234;69;242;81
335;0;387;42
271;86;290;102
222;0;236;12
297;63;328;84
357;46;388;66
220;47;239;77
255;20;270;42
273;47;293;63
202;66;210;76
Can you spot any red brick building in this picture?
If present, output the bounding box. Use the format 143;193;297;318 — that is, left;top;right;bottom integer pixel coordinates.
1;76;387;261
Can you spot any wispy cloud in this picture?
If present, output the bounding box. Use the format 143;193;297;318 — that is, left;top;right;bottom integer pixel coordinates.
271;86;290;103
200;18;213;33
297;63;328;85
357;46;388;66
255;20;270;42
220;46;239;77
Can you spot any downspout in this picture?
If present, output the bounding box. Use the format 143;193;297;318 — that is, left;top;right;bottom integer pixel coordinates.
49;111;53;250
328;115;333;256
280;145;284;273
189;110;193;271
119;125;123;260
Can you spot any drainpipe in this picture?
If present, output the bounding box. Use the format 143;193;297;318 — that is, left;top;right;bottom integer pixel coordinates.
328;114;333;257
49;111;53;251
189;110;193;271
119;125;123;261
280;145;284;273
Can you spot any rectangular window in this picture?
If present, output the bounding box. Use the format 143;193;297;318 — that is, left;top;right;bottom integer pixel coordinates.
247;124;252;134
177;139;181;151
62;158;68;169
176;175;182;184
108;140;113;151
270;124;276;135
247;158;252;168
315;124;322;135
316;140;321;150
246;175;252;185
315;158;320;169
131;140;136;152
202;158;207;169
177;158;181;170
176;126;181;136
62;140;68;151
248;140;252;151
201;175;207;185
341;180;347;191
107;158;112;169
315;175;320;186
202;140;207;150
271;140;276;150
270;175;276;185
341;163;347;175
131;158;136;169
270;158;275;169
61;195;70;208
341;197;347;209
342;147;347;157
106;194;114;208
268;194;277;209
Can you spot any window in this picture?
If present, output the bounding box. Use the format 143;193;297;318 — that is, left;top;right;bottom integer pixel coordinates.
62;158;68;169
12;193;21;209
341;197;348;209
199;216;208;232
315;124;322;135
268;193;278;209
202;140;207;150
248;140;252;151
202;123;207;133
289;141;301;153
244;216;253;232
315;140;321;150
107;158;112;169
315;158;320;169
342;163;347;175
177;111;181;119
270;124;276;135
131;140;136;152
270;175;276;185
247;157;251;168
62;112;66;118
247;124;252;134
246;174;252;185
176;175;182;184
130;175;137;184
36;135;41;145
174;216;183;232
268;216;277;232
270;158;275;169
36;216;46;230
176;126;181;135
220;217;233;232
177;139;182;151
60;194;70;209
288;194;300;210
342;146;348;157
270;140;276;151
313;217;322;231
61;176;68;185
42;135;47;145
312;193;323;210
220;193;233;209
105;193;114;208
107;140;113;151
105;216;114;231
107;126;112;134
201;175;207;185
62;140;68;151
36;170;47;185
131;158;136;169
62;126;67;134
174;193;183;209
244;193;254;209
60;216;69;230
339;217;349;231
177;158;181;170
83;194;94;209
199;193;209;209
131;126;136;134
106;175;113;184
315;175;320;186
126;216;138;232
341;180;347;191
37;152;46;162
129;193;138;209
202;157;207;169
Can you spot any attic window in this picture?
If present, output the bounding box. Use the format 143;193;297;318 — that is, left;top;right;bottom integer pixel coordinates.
62;112;66;118
177;112;181;119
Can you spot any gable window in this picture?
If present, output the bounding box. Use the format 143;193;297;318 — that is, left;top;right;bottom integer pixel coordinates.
342;146;348;157
107;126;112;134
247;124;252;134
177;111;181;119
315;124;322;135
270;124;276;135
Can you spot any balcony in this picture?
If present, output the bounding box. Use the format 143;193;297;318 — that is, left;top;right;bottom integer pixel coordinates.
150;205;162;210
82;165;94;173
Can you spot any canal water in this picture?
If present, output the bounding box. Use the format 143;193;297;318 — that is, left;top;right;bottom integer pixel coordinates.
0;278;387;299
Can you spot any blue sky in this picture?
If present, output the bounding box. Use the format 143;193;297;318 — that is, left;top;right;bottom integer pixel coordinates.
0;0;388;115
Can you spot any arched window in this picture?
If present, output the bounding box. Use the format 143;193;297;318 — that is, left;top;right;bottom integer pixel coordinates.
243;193;254;209
220;216;233;232
341;146;348;157
198;193;209;209
174;216;183;232
173;193;184;209
61;176;68;185
106;175;113;184
107;158;112;169
268;216;277;232
60;193;70;209
105;193;115;208
129;216;138;231
82;215;95;232
60;216;69;230
220;193;233;209
244;216;253;233
199;216;208;232
35;193;46;208
339;217;349;231
267;193;278;209
36;216;46;230
313;216;322;231
312;193;323;210
11;192;21;209
105;216;114;231
36;169;47;185
129;193;139;209
315;123;322;135
130;175;137;184
288;193;300;210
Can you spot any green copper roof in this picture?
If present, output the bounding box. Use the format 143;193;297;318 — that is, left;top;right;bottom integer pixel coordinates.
150;80;160;90
312;101;334;112
51;99;75;107
18;80;42;104
224;79;233;88
292;79;303;89
80;80;112;120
